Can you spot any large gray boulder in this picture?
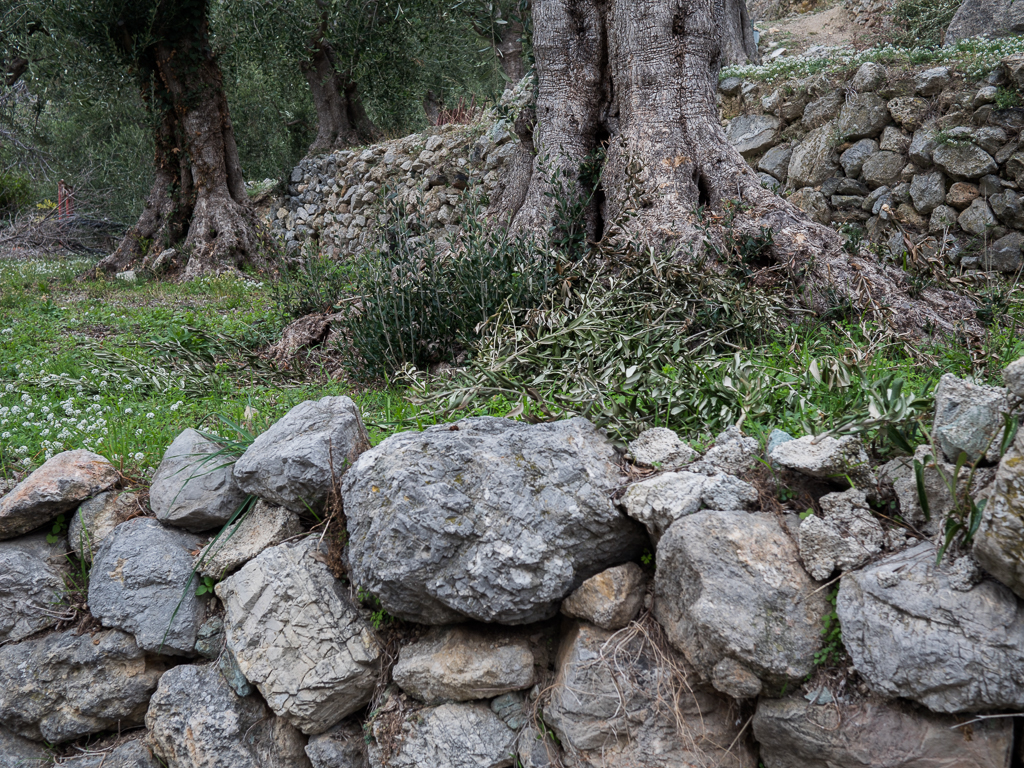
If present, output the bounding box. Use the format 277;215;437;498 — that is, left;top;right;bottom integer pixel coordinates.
621;470;757;540
68;490;137;563
306;721;369;768
933;373;1007;464
233;396;370;513
908;121;939;166
989;190;1024;229
932;143;998;181
56;738;162;768
889;97;930;132
837;93;891;142
983;232;1024;273
914;67;953;97
725;114;780;156
392;627;535;704
89;517;205;655
909;171;946;215
958;198;997;236
753;696;1012;768
0;449;118;540
838;542;1024;712
149;429;248;531
798;488;884;580
195;499;302;579
367;702;516;768
544;622;755;768
0;629;168;744
769;434;875;488
654;510;826;689
561;562;646;631
757;144;793;183
946;0;1024;43
216;537;380;735
627;427;697;469
802;93;842;129
343;417;648;625
839;139;878;179
687;425;759;475
146;663;312;768
0;532;68;645
974;431;1024;600
788;122;841;189
0;724;50;768
860;150;905;190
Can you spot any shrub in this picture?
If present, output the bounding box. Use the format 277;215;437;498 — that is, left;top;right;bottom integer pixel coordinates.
889;0;961;48
272;247;354;319
0;171;33;215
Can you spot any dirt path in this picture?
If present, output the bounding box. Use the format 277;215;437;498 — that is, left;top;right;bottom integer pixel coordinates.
757;3;881;57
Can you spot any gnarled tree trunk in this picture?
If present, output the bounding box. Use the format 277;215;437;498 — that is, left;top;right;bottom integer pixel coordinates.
302;42;376;153
498;0;976;337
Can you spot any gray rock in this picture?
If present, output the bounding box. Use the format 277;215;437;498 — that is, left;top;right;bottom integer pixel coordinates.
343;417;648;625
0;629;168;744
393;627;534;704
975;85;1000;108
933;373;1007;464
889;97;930;132
915;67;953;96
1006;355;1024;398
544;622;755;768
862;185;892;213
0;723;50;768
754;696;1013;768
976;126;1008;155
929;204;960;233
839;542;1024;712
89;517;205;656
688;425;759;475
194;616;224;659
802;93;842;129
306;721;369;768
989;190;1024;228
861;150;905;190
217;648;252;697
146;663;311;768
56;739;162;768
835;177;869;196
150;429;247;531
798;488;884;580
0;449;118;540
0;533;67;645
68;491;137;562
879;125;911;154
622;470;757;540
367;702;516;768
973;431;1024;599
789;188;831;225
958;198;997;235
712;656;763;699
767;428;794;459
788;123;841;189
758;172;783;191
839;138;878;178
945;0;1024;43
838;93;891;141
879;445;959;529
627;427;697;468
725;114;780;156
217;537;379;734
932;143;998;181
233;396;371;513
980;174;1003;197
983;232;1024;272
719;77;743;97
654;510;826;688
758;144;793;182
851;61;886;92
561;562;646;630
769;434;876;489
196;499;302;579
909;124;939;168
909;171;946;214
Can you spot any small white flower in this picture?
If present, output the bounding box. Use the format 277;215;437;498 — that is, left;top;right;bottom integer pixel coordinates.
135;429;143;436
124;408;133;415
0;432;9;439
133;452;145;461
146;413;154;419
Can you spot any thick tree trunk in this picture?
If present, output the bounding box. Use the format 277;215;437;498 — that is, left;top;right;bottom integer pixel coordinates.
303;43;376;153
722;0;759;66
500;0;977;337
495;18;527;88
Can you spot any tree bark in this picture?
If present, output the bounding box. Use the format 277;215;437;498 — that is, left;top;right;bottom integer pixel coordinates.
499;0;977;337
302;42;376;153
721;0;759;66
495;17;527;87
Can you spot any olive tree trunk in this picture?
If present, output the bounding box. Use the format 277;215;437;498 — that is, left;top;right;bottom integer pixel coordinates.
303;42;376;153
498;0;976;337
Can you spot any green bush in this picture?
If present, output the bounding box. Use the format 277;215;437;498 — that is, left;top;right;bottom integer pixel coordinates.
0;171;32;215
272;247;354;319
890;0;961;48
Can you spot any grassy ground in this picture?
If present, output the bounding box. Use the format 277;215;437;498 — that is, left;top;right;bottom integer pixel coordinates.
2;250;1021;484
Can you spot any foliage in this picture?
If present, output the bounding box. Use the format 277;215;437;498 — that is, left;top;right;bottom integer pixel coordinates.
46;512;68;545
995;87;1023;110
0;170;33;216
273;246;354;319
889;0;961;48
814;584;844;667
195;575;217;596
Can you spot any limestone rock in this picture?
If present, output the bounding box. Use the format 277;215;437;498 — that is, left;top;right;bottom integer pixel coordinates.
0;629;168;744
788;123;841;189
392;627;534;704
1005;355;1024;399
838;542;1024;712
757;144;793;182
367;702;516;768
56;738;162;768
622;470;757;540
973;432;1024;600
984;232;1024;273
769;434;876;489
753;696;1012;768
146;663;311;768
544;622;755;768
789;188;831;225
861;150;905;190
798;488;884;580
989;189;1024;228
802;93;842;129
914;67;953;96
89;517;205;656
711;657;763;699
946;181;980;211
233;396;371;513
929;204;959;233
0;449;118;540
878;125;911;154
627;427;697;468
888;97;930;132
850;61;886;92
878;445;958;528
725;114;780;156
195;499;302;579
0;533;68;645
306;721;369;768
68;490;138;563
150;429;247;532
932;144;998;181
933;373;1007;463
839;139;878;178
217;537;380;734
838;93;891;142
688;425;758;475
909;171;946;214
0;724;50;767
654;510;826;688
343;417;648;625
946;0;1024;43
561;562;646;630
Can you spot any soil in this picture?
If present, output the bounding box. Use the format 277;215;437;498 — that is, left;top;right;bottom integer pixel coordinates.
756;2;883;57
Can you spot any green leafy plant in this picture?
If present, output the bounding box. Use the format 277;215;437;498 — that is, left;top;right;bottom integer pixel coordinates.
46;513;68;545
195;575;218;596
272;246;354;319
995;87;1023;110
889;0;961;48
814;584;844;667
640;548;654;568
357;588;395;630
